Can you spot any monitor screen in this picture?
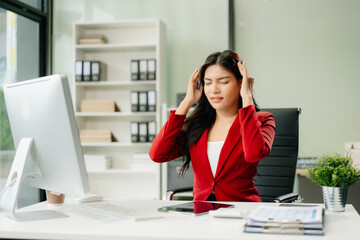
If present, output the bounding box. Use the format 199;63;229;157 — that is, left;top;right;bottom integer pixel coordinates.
3;75;90;198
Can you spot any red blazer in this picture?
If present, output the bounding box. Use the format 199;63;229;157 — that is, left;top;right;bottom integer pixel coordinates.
149;105;276;202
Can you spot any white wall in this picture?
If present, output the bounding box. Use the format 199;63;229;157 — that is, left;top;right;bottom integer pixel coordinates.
52;0;229;107
53;0;360;158
234;0;360;157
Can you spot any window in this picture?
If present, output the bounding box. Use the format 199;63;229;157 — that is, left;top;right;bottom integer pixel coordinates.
0;0;51;206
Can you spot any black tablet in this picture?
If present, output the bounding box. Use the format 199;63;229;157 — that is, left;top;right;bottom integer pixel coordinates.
158;201;234;215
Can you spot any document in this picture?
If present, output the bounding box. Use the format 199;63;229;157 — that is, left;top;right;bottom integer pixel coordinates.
244;205;324;235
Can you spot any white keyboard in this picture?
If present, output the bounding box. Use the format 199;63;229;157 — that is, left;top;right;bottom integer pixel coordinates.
79;201;164;221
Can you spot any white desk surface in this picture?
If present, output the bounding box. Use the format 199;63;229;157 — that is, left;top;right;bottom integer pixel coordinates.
0;199;359;240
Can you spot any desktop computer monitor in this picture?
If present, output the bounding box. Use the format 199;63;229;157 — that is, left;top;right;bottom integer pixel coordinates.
0;74;99;220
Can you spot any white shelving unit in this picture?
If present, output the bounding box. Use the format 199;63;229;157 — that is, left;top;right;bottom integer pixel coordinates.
73;19;166;200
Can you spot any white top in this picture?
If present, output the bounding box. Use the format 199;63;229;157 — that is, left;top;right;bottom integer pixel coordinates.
207;140;225;177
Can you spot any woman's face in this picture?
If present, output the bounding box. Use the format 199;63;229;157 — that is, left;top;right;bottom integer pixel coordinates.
203;64;241;112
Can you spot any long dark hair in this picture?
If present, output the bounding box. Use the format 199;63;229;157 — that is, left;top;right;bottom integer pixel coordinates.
179;50;259;175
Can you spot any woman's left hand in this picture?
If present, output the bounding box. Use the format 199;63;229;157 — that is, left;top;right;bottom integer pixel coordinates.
237;61;254;106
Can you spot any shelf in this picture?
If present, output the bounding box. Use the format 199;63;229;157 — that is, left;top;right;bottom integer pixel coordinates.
75;80;156;88
87;169;157;175
81;142;152;148
76;112;156;118
75;43;156;52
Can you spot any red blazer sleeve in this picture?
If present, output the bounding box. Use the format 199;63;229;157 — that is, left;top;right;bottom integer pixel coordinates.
239;105;276;163
149;110;186;163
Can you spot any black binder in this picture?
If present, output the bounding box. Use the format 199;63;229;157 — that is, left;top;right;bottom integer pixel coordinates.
131;122;139;143
147;121;156;142
138;91;148;112
139;122;148;143
147;90;156;112
83;61;91;81
75;61;83;82
131;60;139;81
139;59;147;80
91;61;101;81
147;59;156;80
131;91;139;112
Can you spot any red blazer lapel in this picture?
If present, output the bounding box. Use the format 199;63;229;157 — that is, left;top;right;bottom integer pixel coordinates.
214;116;241;179
195;129;214;179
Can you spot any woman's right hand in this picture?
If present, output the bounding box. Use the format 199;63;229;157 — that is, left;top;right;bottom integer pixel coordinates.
176;69;202;115
184;69;202;105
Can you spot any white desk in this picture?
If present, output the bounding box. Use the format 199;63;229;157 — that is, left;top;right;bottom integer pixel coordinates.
0;200;359;240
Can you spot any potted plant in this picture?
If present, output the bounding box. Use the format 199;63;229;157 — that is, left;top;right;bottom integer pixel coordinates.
306;153;360;212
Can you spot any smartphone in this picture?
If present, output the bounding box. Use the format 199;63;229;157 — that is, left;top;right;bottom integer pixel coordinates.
196;79;201;89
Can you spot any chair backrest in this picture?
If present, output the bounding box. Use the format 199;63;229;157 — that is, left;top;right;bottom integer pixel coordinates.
254;108;301;202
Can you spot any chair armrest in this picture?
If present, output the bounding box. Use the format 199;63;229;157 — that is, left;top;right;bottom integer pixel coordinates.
165;187;193;200
273;193;303;203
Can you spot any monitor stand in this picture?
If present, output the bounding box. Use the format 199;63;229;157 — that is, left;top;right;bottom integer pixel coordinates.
0;138;68;221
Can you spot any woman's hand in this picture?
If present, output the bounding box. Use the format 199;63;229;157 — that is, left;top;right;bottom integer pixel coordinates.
237;61;254;107
176;69;202;115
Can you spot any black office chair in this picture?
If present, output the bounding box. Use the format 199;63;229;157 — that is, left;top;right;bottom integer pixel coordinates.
166;108;301;203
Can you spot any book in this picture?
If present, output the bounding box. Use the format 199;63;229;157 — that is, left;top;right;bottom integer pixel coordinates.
79;129;117;143
244;205;324;235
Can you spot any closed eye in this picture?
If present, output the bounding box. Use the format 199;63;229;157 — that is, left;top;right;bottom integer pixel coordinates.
220;81;229;84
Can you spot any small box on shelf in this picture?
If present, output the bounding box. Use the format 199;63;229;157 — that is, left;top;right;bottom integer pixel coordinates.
80;100;120;113
78;34;107;45
79;129;117;143
132;153;157;172
84;154;112;172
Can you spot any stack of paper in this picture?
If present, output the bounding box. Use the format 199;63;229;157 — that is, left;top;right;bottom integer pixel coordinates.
84;154;112;172
78;35;107;45
80;100;120;112
79;129;117;143
244;205;324;235
132;153;157;172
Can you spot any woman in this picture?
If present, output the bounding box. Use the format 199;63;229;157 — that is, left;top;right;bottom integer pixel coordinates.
149;50;276;202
